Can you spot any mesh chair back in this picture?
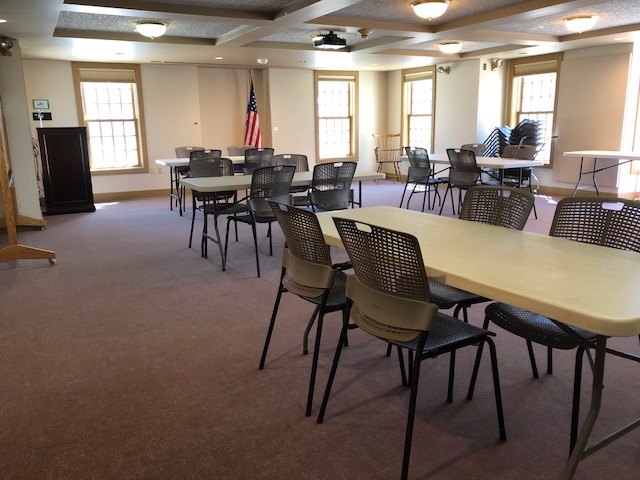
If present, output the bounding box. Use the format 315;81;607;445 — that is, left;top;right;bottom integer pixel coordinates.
273;154;309;171
189;156;234;201
461;143;486;156
244;147;275;174
446;148;480;188
550;197;640;251
333;217;438;342
459;186;534;230
502;144;537;160
404;146;432;182
248;165;295;217
227;145;254;156
310;161;357;211
268;201;335;297
502;145;537;181
189;149;222;159
373;134;402;164
404;146;431;169
175;146;204;158
274;154;309;194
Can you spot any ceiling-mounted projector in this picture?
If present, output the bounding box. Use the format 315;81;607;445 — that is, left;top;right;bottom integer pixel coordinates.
312;31;347;50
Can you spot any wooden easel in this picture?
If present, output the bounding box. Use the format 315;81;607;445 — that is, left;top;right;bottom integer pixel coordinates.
0;124;56;265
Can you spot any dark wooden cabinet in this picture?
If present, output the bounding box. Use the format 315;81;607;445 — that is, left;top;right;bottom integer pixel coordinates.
38;127;95;215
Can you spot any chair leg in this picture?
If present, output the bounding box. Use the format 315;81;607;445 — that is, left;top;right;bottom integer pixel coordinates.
526;340;540;378
447;350;456;403
306;301;329;417
251;217;260;278
317;304;352;424
259;272;286;369
401;337;427;480
484;337;507;441
397;346;408;386
303;305;321;355
399;181;408;208
438;185;451;215
547;346;553;374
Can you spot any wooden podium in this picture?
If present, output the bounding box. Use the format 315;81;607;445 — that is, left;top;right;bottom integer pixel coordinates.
0;123;56;265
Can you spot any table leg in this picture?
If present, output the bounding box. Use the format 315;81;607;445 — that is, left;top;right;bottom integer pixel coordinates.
592;158;600;196
170;166;176;211
561;335;607;479
572;157;585;196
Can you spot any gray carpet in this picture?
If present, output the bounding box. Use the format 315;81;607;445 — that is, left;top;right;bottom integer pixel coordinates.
1;181;638;479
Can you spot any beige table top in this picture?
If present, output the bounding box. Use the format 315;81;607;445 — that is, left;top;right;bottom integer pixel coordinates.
316;206;640;337
399;153;543;169
179;170;385;193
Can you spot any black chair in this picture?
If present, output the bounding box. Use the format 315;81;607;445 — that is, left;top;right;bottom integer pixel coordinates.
188;155;238;270
400;146;447;211
439;148;481;215
428;185;535;322
461;143;486;156
260;201;348;417
309;161;357;212
173;146;204;214
471;196;640;455
243;147;275;174
273;154;310;204
501;144;539;218
224;165;295;277
318;217;506;480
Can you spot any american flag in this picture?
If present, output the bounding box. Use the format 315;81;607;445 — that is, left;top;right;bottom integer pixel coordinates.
243;80;262;147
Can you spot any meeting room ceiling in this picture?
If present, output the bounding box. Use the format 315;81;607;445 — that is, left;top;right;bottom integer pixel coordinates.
1;0;640;71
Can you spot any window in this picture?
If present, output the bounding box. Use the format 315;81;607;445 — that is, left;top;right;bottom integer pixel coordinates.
315;72;357;161
72;63;148;174
507;54;562;164
402;67;435;151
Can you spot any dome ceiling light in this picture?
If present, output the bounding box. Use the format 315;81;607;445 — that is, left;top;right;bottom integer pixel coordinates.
135;22;168;39
438;41;462;54
564;15;599;33
411;0;450;20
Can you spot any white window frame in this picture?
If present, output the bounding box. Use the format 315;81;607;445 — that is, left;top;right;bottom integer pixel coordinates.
507;54;562;166
402;67;435;152
314;71;358;162
72;63;149;175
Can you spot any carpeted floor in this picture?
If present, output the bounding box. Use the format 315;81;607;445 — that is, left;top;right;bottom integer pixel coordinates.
1;180;638;479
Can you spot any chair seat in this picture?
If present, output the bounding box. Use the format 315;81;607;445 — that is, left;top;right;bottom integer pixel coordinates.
300;270;347;309
486;302;597;349
428;279;487;310
392;311;495;352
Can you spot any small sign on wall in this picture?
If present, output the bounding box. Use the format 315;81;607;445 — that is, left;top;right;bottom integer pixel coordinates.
32;99;50;109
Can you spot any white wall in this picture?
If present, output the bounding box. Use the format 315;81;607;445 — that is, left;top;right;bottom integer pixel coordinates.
536;44;634;194
267;69;316;165
477;58;506;142
433;59;481;152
